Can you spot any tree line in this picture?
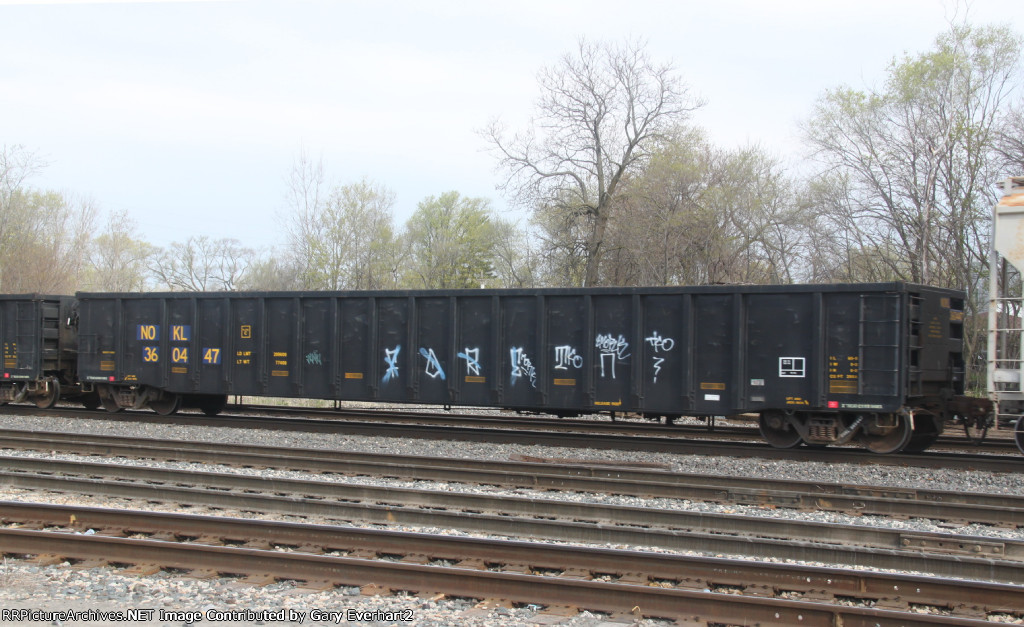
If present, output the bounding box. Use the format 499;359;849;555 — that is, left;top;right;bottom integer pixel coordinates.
2;20;1023;385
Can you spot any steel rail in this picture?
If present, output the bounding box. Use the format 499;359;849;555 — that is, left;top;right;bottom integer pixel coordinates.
0;527;996;627
0;429;1019;526
1;406;1020;471
0;459;1020;582
240;403;1021;452
2;501;1020;619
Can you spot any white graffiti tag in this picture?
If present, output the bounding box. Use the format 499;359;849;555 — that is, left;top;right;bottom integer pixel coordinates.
382;345;401;383
645;331;676;383
554;345;583;370
419;347;446;380
457;348;481;376
595;333;630;379
509;347;537;388
645;331;675;353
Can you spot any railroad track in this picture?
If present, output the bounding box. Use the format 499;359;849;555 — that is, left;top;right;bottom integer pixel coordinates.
0;428;1020;527
242;403;1018;452
0;502;1016;626
0;453;1021;582
4;405;1020;471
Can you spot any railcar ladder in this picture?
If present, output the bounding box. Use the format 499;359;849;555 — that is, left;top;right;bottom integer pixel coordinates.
858;293;902;398
15;302;37;372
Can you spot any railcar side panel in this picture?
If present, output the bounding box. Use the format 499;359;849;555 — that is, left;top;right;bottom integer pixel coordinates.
338;297;371;400
745;292;818;412
501;295;540;408
196;296;227;395
546;295;586;410
454;296;494;407
636;294;689;415
299;297;332;398
691;294;737;414
228;297;260;396
413;296;452;405
376;296;409;402
592;295;633;411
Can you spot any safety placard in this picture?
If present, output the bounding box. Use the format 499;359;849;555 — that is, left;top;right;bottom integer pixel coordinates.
779;357;806;377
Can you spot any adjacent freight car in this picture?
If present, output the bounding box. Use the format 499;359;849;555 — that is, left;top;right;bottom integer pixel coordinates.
0;294;80;409
72;282;980;454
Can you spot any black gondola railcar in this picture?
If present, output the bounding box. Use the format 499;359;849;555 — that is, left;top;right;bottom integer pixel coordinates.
0;294;80;408
74;282;979;453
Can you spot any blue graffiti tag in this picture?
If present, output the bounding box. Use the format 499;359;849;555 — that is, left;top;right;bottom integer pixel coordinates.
382;345;401;383
457;347;481;376
419;347;446;380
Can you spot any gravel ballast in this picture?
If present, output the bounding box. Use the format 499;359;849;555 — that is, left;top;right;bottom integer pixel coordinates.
0;411;1021;625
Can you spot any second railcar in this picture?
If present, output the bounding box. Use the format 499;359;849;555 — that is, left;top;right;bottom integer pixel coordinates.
75;282;972;453
0;294;79;408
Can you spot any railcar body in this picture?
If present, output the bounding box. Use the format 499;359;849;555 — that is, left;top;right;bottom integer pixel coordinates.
73;282;976;453
0;294;80;408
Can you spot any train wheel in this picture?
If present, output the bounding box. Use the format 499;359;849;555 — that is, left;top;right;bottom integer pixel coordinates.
862;413;913;454
81;392;101;410
34;379;60;409
197;394;227;416
902;414;941;453
758;412;802;449
98;386;122;413
1016;418;1024;455
148;394;180;416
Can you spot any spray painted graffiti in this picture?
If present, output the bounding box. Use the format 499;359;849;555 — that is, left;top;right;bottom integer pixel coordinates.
382;345;401;383
595;333;630;379
457;348;481;376
305;350;322;366
509;347;537;388
554;345;583;370
645;331;676;383
419;347;446;380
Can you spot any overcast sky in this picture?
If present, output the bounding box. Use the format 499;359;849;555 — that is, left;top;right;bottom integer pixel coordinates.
2;0;1022;251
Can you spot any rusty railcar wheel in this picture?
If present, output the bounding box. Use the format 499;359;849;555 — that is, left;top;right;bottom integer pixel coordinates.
33;378;60;409
758;412;802;449
862;413;913;454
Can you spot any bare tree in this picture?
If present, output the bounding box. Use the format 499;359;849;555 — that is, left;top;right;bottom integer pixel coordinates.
87;209;156;291
0;188;96;293
802;22;1022;386
490;216;540;288
237;255;302;291
485;38;703;286
600;129;807;287
150;236;254;291
283;149;327;287
285;174;400;290
803;23;1020;288
996;102;1024;173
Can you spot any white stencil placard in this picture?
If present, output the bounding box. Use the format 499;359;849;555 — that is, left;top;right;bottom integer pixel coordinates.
779;357;806;378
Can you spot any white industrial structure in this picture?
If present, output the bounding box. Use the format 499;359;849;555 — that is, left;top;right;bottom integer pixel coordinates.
986;175;1024;452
